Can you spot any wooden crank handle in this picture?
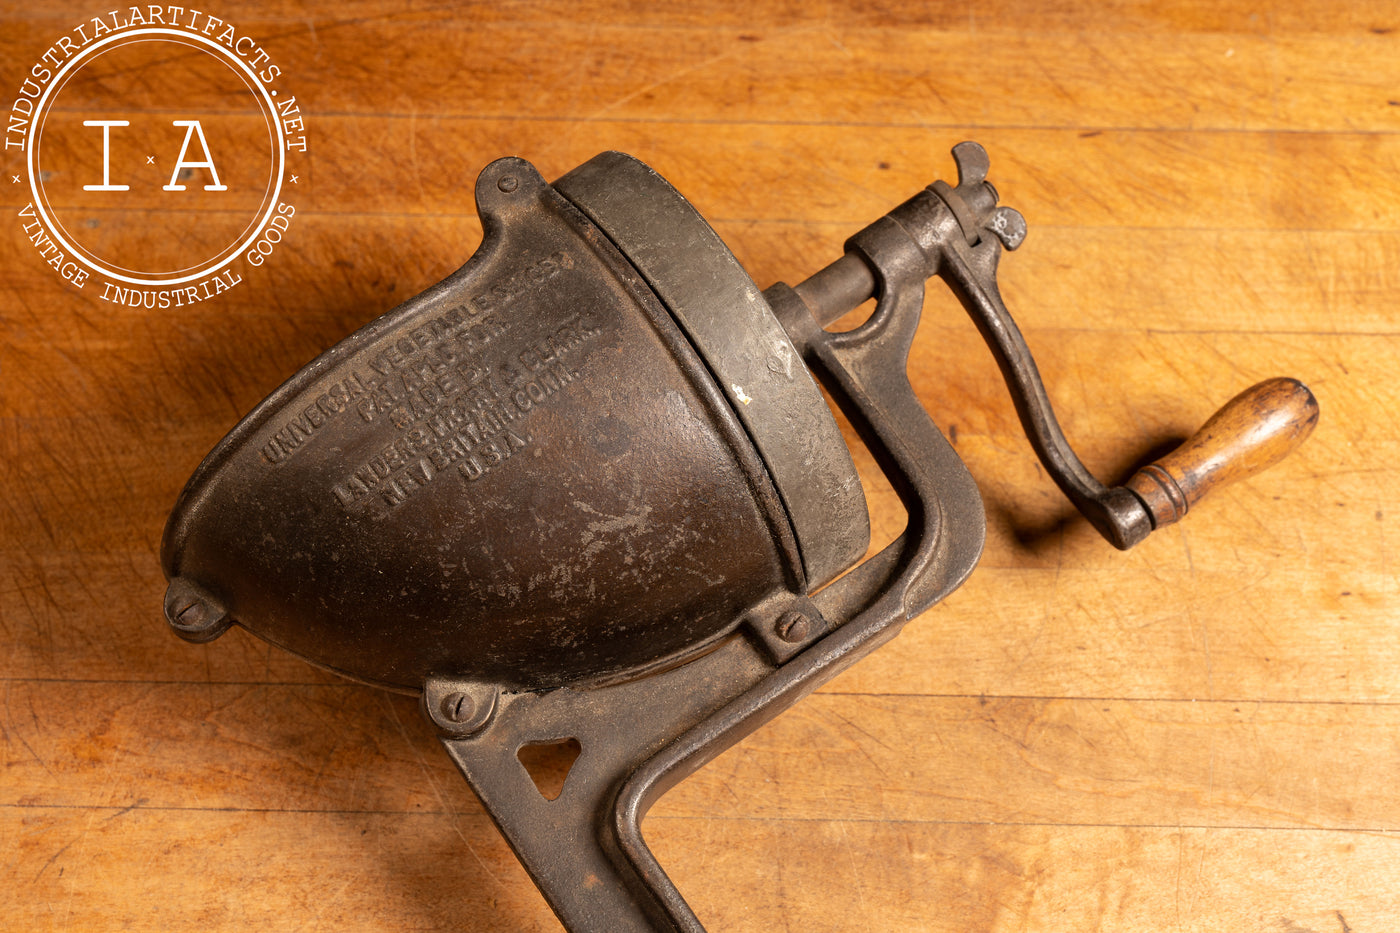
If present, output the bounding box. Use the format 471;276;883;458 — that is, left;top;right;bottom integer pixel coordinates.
1124;377;1319;529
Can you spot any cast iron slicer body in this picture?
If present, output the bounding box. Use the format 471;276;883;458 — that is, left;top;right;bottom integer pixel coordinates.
161;143;1318;932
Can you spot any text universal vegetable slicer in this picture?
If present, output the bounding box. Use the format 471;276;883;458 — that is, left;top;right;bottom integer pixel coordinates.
160;142;1317;932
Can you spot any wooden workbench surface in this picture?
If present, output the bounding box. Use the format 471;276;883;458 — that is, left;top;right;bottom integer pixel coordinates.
2;1;1395;930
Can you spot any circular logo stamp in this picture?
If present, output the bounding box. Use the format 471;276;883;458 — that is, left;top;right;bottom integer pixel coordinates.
6;9;307;305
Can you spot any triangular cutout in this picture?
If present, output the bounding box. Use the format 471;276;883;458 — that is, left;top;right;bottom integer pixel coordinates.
517;737;582;801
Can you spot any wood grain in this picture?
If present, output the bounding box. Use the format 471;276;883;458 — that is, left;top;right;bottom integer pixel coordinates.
2;1;1397;930
1125;378;1320;529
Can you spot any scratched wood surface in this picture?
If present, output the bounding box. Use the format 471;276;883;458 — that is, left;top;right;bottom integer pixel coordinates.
1;1;1396;930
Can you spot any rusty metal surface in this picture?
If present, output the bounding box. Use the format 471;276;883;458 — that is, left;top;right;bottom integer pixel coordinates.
554;152;870;589
161;157;801;694
154;146;1000;931
159;143;1311;932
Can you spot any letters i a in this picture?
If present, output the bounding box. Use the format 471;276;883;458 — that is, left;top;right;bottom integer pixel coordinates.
81;119;227;191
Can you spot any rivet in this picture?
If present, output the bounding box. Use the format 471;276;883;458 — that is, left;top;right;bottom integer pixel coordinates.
497;175;519;193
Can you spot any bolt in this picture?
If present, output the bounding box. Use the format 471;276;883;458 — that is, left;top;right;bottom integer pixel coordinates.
775;611;812;644
497;175;519;193
440;692;477;724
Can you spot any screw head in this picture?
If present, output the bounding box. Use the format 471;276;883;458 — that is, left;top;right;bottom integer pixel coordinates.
164;577;232;644
440;692;477;724
425;680;498;738
497;175;519;193
775;611;812;644
175;600;208;627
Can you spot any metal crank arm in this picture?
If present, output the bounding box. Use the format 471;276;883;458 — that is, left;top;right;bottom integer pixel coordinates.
776;142;1320;550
